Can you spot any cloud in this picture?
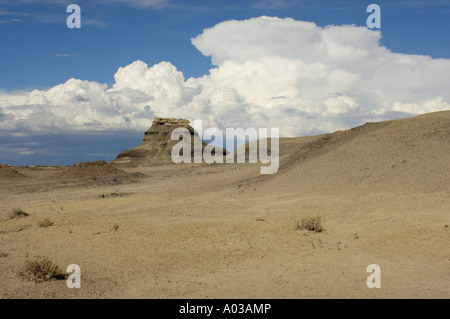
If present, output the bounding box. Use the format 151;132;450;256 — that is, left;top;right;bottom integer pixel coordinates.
110;0;168;8
385;0;450;9
0;17;25;23
1;16;449;144
0;10;31;16
0;0;169;8
252;0;291;10
189;16;450;134
53;53;76;57
0;146;35;155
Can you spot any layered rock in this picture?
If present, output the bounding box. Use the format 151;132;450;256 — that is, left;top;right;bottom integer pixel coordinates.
111;117;226;167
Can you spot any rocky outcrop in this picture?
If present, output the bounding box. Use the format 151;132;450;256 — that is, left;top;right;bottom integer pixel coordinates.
0;166;26;178
143;118;194;142
110;117;226;167
61;160;126;178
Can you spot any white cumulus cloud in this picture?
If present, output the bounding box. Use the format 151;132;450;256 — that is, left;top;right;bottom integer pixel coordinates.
1;16;449;142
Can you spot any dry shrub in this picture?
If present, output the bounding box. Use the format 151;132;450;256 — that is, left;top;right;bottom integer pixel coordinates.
296;216;324;232
19;254;67;282
9;208;29;219
38;218;54;228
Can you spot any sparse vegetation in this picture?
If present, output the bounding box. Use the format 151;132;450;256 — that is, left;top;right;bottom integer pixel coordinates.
296;216;324;232
19;254;67;282
111;223;119;231
38;218;54;228
9;208;29;219
0;252;8;258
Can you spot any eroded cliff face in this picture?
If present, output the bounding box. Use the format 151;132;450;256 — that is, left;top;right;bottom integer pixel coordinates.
142;118;195;142
110;117;225;167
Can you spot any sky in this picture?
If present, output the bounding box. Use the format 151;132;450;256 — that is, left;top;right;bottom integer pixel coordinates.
0;0;449;165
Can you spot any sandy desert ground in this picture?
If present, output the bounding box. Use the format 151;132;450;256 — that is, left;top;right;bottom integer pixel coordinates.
0;111;449;298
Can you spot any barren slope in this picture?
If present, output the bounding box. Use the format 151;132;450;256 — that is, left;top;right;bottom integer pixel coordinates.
0;111;448;299
259;110;450;195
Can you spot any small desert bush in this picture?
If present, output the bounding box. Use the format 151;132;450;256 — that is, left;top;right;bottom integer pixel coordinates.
111;223;119;231
296;216;324;232
38;218;54;228
9;208;29;219
19;254;67;282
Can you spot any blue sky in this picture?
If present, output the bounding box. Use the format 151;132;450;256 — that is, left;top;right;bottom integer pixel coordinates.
0;0;449;165
2;0;449;91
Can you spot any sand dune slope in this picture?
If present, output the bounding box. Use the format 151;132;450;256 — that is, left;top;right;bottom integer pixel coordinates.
261;110;450;195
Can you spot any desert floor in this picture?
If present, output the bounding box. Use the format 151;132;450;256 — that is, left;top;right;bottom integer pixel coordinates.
0;160;448;299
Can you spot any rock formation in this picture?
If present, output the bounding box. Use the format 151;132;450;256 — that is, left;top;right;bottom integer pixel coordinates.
110;117;226;167
61;160;126;178
0;166;26;178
